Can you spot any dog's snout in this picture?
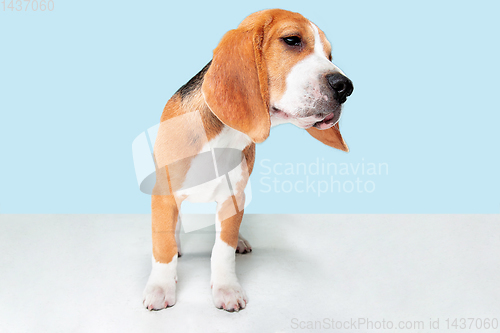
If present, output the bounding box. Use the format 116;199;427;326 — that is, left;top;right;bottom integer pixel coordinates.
327;73;353;104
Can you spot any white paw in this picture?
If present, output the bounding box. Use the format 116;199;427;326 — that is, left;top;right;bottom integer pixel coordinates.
143;281;176;310
212;283;248;312
236;233;252;254
143;255;177;311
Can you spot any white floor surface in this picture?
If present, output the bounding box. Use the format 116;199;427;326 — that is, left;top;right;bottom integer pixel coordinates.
0;214;499;333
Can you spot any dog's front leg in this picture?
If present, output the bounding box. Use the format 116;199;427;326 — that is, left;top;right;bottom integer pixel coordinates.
211;194;248;311
143;194;179;310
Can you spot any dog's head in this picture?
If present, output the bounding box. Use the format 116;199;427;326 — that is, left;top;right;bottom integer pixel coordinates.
202;9;353;152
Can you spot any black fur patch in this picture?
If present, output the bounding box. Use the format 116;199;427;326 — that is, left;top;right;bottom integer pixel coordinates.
176;61;212;100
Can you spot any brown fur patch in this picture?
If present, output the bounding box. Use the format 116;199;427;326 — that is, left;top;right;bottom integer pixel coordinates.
306;122;349;152
201;16;272;143
151;194;179;263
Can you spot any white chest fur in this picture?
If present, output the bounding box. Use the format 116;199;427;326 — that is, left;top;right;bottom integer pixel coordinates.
176;125;252;204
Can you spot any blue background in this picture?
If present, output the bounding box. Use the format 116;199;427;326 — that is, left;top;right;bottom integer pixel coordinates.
1;0;499;213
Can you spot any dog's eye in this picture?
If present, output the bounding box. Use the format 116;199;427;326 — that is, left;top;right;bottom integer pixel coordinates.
282;36;301;46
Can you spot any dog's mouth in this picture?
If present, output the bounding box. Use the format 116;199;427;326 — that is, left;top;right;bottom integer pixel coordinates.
270;106;341;130
313;111;340;130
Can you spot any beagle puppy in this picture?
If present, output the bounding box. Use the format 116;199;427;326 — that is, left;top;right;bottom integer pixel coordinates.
143;8;353;312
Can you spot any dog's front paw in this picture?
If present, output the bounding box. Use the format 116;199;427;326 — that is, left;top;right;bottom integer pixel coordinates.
143;256;178;311
212;283;248;312
143;280;176;311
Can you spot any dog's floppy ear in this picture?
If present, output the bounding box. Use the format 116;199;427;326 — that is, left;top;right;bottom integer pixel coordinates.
202;15;272;143
306;123;349;152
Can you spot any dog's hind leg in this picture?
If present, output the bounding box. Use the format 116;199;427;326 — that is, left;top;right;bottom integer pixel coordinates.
236;233;252;254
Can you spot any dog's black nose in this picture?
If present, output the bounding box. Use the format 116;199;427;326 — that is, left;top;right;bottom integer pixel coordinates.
327;73;353;104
